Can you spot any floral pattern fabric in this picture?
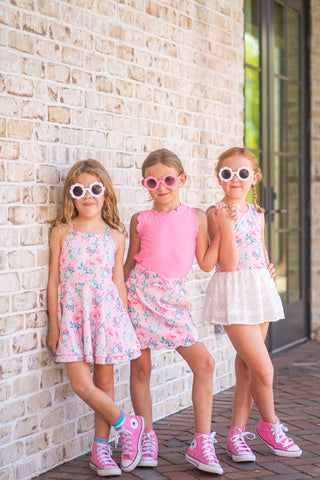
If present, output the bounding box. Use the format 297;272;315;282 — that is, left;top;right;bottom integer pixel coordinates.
55;229;141;364
126;263;201;350
216;204;266;272
204;204;284;325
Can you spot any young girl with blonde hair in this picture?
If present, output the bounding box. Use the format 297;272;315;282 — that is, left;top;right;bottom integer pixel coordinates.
204;147;302;462
47;159;145;476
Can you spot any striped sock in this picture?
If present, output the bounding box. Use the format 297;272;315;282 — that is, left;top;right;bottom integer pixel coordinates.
111;411;125;430
93;437;110;443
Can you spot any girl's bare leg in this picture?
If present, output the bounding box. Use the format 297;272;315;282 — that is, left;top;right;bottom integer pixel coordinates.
231;322;269;427
224;324;276;424
93;363;115;438
177;342;215;433
231;354;253;428
130;349;153;429
66;362;120;424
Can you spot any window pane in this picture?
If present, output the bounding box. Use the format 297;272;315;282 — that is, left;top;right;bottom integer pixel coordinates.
245;67;260;150
288;83;300;154
245;0;260;67
287;157;300;229
288;231;301;303
287;8;300;80
274;1;285;76
274;155;287;230
274;78;286;152
275;231;287;303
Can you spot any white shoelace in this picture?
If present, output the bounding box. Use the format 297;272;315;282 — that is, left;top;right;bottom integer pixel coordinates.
115;428;134;457
231;431;255;452
200;432;219;463
95;443;113;465
142;431;157;456
272;422;293;447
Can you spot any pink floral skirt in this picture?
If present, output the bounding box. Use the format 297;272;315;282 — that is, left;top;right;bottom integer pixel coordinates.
126;264;201;350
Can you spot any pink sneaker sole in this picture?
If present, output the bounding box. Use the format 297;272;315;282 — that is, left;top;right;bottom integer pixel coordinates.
138;457;158;467
226;449;256;462
185;453;223;475
89;462;121;476
256;429;302;458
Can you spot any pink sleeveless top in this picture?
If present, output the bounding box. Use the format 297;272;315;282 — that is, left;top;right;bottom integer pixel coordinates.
134;204;198;278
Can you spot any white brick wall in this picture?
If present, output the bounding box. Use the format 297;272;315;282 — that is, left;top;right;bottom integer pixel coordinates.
0;0;298;478
311;0;320;340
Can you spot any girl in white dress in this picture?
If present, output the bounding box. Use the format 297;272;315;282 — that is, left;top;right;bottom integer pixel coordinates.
204;147;302;462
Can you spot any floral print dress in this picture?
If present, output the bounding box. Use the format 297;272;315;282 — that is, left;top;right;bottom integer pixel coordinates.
55;227;141;364
203;203;284;325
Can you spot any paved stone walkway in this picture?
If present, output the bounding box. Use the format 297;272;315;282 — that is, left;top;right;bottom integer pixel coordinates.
35;340;320;480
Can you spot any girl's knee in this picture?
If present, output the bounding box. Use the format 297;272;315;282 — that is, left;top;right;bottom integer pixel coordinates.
94;376;113;396
71;379;94;400
235;355;250;381
206;354;215;375
253;362;274;386
131;357;152;382
197;352;215;377
93;365;114;393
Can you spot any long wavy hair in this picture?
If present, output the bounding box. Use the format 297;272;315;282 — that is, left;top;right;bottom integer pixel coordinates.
52;159;126;233
216;147;264;213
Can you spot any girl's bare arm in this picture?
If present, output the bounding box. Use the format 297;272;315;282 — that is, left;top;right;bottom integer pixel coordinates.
261;216;276;278
124;213;140;280
213;206;238;271
195;208;220;272
47;224;67;354
110;229;129;309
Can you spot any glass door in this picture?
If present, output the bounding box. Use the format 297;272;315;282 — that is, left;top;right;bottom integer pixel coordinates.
245;0;310;354
267;0;309;352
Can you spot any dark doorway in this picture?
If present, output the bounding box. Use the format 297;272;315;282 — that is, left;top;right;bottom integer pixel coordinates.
245;0;310;353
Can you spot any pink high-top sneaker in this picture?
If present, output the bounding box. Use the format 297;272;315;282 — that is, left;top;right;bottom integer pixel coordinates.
226;426;256;462
89;440;121;476
138;429;158;467
185;432;223;475
256;418;302;457
119;414;145;472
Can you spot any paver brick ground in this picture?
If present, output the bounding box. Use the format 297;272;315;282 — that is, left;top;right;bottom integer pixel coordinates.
34;340;320;480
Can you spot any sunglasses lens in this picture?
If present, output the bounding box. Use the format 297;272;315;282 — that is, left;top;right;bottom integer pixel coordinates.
220;168;232;180
71;185;84;197
239;168;251;180
146;178;157;190
91;183;104;196
164;175;176;187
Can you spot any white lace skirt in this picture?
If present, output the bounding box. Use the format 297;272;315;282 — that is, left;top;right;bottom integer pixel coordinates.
203;269;284;325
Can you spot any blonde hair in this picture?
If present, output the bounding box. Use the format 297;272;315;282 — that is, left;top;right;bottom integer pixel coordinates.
52;159;126;233
142;148;185;178
216;147;264;213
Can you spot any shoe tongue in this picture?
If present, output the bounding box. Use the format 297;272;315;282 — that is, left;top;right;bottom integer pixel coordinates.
232;426;244;435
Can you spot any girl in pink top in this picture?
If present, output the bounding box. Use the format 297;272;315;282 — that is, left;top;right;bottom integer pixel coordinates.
204;147;301;463
124;148;235;475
